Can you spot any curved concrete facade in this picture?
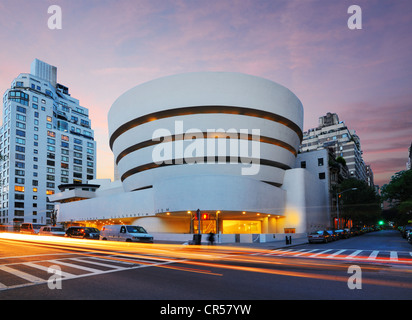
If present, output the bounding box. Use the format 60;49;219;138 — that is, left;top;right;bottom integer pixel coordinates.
55;72;331;236
108;72;303;199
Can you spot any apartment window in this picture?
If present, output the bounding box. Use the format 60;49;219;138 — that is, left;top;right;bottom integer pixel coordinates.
16;114;26;121
46;190;54;195
15;153;25;160
319;172;326;180
61;135;69;141
14;210;24;217
15;178;24;184
73;172;82;178
300;161;306;169
16;129;25;137
318;158;324;166
16;122;26;129
15;202;24;208
15;170;25;176
47;131;56;138
16;106;26;114
15;146;25;152
15;186;25;192
15;162;25;168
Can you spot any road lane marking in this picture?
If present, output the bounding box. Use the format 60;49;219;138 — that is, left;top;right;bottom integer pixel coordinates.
0;265;45;283
345;250;362;259
390;251;398;261
326;250;347;258
71;258;128;269
22;262;76;278
294;249;319;256
367;251;379;260
309;249;333;257
48;260;107;273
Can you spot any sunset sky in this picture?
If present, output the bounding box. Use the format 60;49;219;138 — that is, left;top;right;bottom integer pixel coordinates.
0;0;410;187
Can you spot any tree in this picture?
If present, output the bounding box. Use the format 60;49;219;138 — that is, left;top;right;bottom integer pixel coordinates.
337;178;381;227
381;170;412;224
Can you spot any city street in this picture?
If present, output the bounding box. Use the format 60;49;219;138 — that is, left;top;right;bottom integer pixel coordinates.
0;229;411;304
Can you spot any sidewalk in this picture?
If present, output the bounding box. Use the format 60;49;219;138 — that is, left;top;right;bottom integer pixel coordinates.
155;237;308;250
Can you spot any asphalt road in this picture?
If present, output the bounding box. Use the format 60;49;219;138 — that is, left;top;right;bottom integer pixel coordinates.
0;230;411;306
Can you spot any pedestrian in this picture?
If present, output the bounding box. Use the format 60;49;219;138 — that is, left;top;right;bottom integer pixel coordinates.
207;232;215;245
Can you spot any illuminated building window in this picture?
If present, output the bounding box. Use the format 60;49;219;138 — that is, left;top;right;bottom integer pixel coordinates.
15;186;25;192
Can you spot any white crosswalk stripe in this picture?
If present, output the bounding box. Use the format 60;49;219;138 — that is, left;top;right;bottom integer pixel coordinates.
261;248;412;265
367;250;379;260
0;252;180;291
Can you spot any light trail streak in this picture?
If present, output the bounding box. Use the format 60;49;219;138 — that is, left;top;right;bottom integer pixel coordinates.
1;232;412;290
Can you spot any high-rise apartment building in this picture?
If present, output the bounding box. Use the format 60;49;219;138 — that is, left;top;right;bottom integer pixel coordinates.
300;112;368;182
0;59;96;225
407;142;411;170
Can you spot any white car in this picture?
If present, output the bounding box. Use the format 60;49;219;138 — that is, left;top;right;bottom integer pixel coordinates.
38;226;66;236
100;225;153;243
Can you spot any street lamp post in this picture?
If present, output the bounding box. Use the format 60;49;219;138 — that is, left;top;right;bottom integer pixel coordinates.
336;188;358;229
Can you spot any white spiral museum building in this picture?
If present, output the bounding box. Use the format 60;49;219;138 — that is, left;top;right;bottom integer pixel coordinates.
53;72;330;239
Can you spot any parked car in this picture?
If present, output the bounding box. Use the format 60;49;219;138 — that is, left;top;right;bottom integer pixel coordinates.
408;232;412;244
65;226;100;239
308;230;332;243
401;225;412;239
20;223;46;235
335;229;350;239
326;230;339;241
350;227;361;236
100;225;153;243
344;228;354;237
38;226;66;236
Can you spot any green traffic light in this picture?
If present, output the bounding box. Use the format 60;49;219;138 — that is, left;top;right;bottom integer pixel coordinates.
378;220;384;225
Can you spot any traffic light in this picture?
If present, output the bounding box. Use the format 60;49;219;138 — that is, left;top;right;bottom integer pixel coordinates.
202;213;209;220
378;220;384;226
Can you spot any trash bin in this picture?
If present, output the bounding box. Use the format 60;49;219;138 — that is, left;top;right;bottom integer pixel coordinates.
193;234;202;245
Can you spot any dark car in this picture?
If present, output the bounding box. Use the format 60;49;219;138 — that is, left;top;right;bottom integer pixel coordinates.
335;229;350;239
408;232;412;244
350;227;361;236
401;225;412;239
326;230;339;241
65;226;100;239
308;230;332;243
